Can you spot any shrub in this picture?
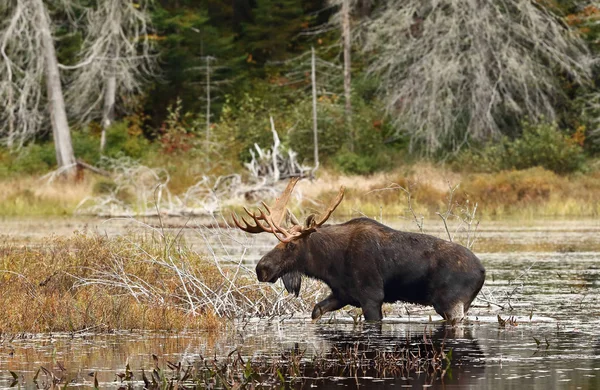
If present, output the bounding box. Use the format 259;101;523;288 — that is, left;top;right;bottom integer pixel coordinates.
334;150;373;175
334;149;393;175
105;121;151;159
331;98;401;174
221;92;286;162
508;121;587;173
454;121;587;174
213;77;406;173
459;168;561;206
287;97;347;164
72;129;102;163
8;143;56;174
119;135;151;159
70;120;154;165
157;98;200;155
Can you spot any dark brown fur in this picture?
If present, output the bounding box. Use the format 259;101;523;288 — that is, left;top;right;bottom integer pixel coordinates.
256;217;485;322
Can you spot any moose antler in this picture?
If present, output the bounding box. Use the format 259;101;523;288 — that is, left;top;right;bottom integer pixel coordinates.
313;186;345;227
232;178;345;242
232;177;300;240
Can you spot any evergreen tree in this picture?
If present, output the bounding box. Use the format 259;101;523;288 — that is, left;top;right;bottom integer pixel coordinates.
242;0;306;64
150;2;239;122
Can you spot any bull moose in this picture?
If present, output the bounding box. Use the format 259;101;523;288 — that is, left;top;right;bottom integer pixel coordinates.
233;178;485;322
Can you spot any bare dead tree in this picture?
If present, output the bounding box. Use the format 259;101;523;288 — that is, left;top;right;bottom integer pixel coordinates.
341;0;353;142
190;55;231;154
0;0;76;171
0;0;43;148
63;0;156;152
310;47;319;170
244;117;312;184
272;47;342;170
205;56;214;146
327;0;356;149
363;0;592;154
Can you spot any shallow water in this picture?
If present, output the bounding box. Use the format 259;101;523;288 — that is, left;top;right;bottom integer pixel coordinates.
3;216;600;253
1;216;600;389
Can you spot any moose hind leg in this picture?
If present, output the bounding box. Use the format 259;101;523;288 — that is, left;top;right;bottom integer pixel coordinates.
312;294;346;320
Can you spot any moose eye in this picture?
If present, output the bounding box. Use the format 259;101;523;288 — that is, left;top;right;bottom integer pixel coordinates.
286;242;296;251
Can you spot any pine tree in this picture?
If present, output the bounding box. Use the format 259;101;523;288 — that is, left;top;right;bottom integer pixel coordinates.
151;3;238;116
242;0;306;63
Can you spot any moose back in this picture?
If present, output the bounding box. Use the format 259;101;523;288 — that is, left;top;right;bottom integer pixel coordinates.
233;178;485;322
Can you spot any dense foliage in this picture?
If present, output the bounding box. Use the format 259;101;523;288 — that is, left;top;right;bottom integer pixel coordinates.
1;0;600;176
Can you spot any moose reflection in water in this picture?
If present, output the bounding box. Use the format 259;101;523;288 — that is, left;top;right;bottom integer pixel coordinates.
233;178;486;322
231;323;485;389
302;323;486;389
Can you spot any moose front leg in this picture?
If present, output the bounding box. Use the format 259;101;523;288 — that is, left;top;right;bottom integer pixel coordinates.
361;301;383;322
312;294;346;320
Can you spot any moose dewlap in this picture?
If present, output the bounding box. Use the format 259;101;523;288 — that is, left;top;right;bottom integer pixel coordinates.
233;178;486;322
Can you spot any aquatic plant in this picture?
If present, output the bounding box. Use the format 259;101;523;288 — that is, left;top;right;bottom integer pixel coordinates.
6;332;452;389
497;315;518;328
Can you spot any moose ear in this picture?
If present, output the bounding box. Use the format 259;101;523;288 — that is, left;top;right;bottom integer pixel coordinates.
304;214;317;229
286;209;300;226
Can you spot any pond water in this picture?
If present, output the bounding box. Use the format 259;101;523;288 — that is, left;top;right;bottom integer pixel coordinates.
1;217;600;389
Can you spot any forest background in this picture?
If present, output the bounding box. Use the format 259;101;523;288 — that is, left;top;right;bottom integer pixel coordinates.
2;0;600;218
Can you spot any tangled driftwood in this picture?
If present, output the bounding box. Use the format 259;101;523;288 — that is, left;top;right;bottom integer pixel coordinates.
75;120;312;217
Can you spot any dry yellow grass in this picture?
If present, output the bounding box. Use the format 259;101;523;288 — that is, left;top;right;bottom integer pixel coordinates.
294;164;458;218
299;163;459;196
0;226;306;334
0;176;94;216
293;166;600;219
2;163;600;218
0;233;242;333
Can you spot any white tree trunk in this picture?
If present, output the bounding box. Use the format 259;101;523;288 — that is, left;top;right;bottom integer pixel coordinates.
270;116;280;183
6;87;15;149
311;47;319;170
206;56;211;146
101;63;117;152
342;0;353;149
34;0;75;170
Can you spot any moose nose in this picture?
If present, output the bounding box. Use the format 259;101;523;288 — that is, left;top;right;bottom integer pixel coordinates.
256;263;268;282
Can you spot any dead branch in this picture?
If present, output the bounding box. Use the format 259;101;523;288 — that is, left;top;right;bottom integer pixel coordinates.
362;0;592;154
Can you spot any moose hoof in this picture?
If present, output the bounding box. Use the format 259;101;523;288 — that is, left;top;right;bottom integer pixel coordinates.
443;302;465;324
311;305;324;321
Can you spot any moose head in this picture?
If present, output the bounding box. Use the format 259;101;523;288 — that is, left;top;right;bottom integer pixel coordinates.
232;177;344;297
